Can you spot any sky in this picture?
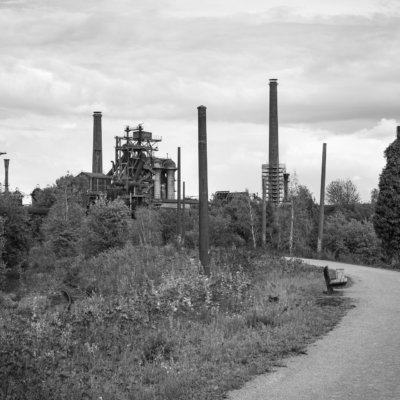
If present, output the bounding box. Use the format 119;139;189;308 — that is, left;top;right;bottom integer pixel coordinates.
1;0;400;203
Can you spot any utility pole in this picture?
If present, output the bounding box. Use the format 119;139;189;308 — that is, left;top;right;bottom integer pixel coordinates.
317;143;327;255
198;105;210;276
182;181;186;246
177;147;182;241
4;158;10;193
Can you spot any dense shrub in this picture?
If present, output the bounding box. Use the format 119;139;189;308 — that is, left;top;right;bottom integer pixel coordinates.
80;198;131;258
41;200;85;258
324;211;381;264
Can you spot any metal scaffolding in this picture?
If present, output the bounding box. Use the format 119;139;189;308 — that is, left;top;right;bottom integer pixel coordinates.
262;163;286;204
110;124;162;206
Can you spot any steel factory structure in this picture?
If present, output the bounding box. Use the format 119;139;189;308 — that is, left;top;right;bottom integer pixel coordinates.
78;112;179;209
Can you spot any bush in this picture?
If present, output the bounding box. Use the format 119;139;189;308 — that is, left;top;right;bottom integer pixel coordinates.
80;198;131;258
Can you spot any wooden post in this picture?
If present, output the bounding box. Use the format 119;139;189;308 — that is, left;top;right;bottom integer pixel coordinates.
198;106;210;275
182;181;186;245
317;143;327;255
177;147;182;239
289;198;294;256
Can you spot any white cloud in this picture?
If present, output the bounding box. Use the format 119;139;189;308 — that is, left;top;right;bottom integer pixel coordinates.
0;0;399;202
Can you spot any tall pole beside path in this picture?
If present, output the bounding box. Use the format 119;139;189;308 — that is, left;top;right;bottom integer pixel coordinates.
198;106;210;275
317;143;327;255
177;146;182;240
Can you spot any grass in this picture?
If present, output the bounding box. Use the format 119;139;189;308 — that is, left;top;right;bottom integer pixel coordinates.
0;246;353;400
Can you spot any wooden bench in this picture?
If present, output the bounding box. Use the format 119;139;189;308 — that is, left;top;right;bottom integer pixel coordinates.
323;266;347;293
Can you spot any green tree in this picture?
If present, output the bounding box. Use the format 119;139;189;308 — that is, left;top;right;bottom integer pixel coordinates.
41;198;85;258
325;211;381;264
0;194;31;267
223;192;260;247
326;179;361;206
81;198;131;258
370;188;379;206
374;131;400;263
277;184;317;256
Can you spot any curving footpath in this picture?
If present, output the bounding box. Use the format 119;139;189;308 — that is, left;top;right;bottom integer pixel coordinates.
228;259;400;400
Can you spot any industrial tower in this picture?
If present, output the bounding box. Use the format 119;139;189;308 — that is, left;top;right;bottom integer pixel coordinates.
262;79;286;204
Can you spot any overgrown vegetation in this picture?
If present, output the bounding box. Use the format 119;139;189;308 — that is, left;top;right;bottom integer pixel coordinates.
3;165;393;399
1;247;351;400
0;174;358;399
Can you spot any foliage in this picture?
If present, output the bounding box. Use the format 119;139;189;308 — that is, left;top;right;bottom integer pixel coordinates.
0;217;6;290
370;188;379;206
0;194;31;267
276;185;318;256
374;133;400;264
324;211;381;264
210;193;262;248
0;250;352;400
326;179;361;205
80;198;131;258
132;207;162;246
54;174;89;208
41;199;85;258
31;186;57;208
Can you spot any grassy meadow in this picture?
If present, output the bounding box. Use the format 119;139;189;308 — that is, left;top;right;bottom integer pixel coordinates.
0;246;352;400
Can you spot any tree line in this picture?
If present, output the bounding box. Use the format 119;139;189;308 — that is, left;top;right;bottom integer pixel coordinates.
1;128;400;285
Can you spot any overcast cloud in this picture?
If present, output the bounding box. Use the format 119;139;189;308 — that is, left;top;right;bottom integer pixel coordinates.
1;0;399;202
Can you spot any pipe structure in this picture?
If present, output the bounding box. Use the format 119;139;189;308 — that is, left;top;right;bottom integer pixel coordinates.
92;111;103;174
4;159;9;193
283;173;290;202
182;181;186;245
317;143;327;255
198;105;210;275
177;147;182;238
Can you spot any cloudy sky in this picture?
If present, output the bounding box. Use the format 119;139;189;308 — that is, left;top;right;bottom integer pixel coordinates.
1;0;400;203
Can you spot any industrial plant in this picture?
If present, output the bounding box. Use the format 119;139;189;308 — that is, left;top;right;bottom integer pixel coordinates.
77;111;181;209
1;78;289;211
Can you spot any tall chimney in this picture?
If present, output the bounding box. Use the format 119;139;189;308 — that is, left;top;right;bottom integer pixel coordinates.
269;79;279;167
92;111;103;174
4;159;9;193
268;78;280;204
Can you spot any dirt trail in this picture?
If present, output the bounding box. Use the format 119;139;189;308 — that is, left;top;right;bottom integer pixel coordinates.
228;259;400;400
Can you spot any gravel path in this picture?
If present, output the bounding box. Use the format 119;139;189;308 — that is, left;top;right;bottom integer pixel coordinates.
228;259;400;400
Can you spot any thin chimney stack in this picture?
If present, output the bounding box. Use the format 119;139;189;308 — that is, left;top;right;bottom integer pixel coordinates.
92;111;103;174
4;159;9;193
269;79;279;168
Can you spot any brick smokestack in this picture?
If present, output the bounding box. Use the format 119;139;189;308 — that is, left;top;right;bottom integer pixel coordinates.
269;79;279;167
92;111;103;174
4;159;9;193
